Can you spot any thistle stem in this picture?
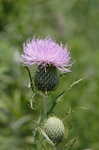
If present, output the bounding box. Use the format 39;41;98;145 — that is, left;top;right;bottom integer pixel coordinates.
43;92;48;120
47;91;64;115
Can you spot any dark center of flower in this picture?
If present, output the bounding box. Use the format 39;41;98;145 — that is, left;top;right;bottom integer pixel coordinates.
34;64;59;92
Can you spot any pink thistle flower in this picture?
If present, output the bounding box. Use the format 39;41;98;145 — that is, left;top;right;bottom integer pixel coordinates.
21;37;71;72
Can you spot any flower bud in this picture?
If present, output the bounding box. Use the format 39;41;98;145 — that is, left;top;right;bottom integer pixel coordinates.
43;117;65;144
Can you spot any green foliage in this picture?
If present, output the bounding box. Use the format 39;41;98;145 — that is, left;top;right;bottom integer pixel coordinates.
0;0;99;149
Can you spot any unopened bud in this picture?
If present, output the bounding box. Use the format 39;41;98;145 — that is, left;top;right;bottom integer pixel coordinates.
43;117;65;144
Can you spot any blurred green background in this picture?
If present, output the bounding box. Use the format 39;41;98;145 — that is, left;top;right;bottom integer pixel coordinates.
0;0;99;150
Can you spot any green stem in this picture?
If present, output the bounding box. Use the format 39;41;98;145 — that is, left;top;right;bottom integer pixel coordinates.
47;91;65;115
43;93;48;120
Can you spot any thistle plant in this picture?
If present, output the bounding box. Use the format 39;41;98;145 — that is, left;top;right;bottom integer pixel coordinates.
21;37;76;150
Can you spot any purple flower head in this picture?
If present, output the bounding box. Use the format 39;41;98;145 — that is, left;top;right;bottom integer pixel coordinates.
21;37;71;72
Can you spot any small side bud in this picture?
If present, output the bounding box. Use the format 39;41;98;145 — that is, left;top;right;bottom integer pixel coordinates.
43;117;65;144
